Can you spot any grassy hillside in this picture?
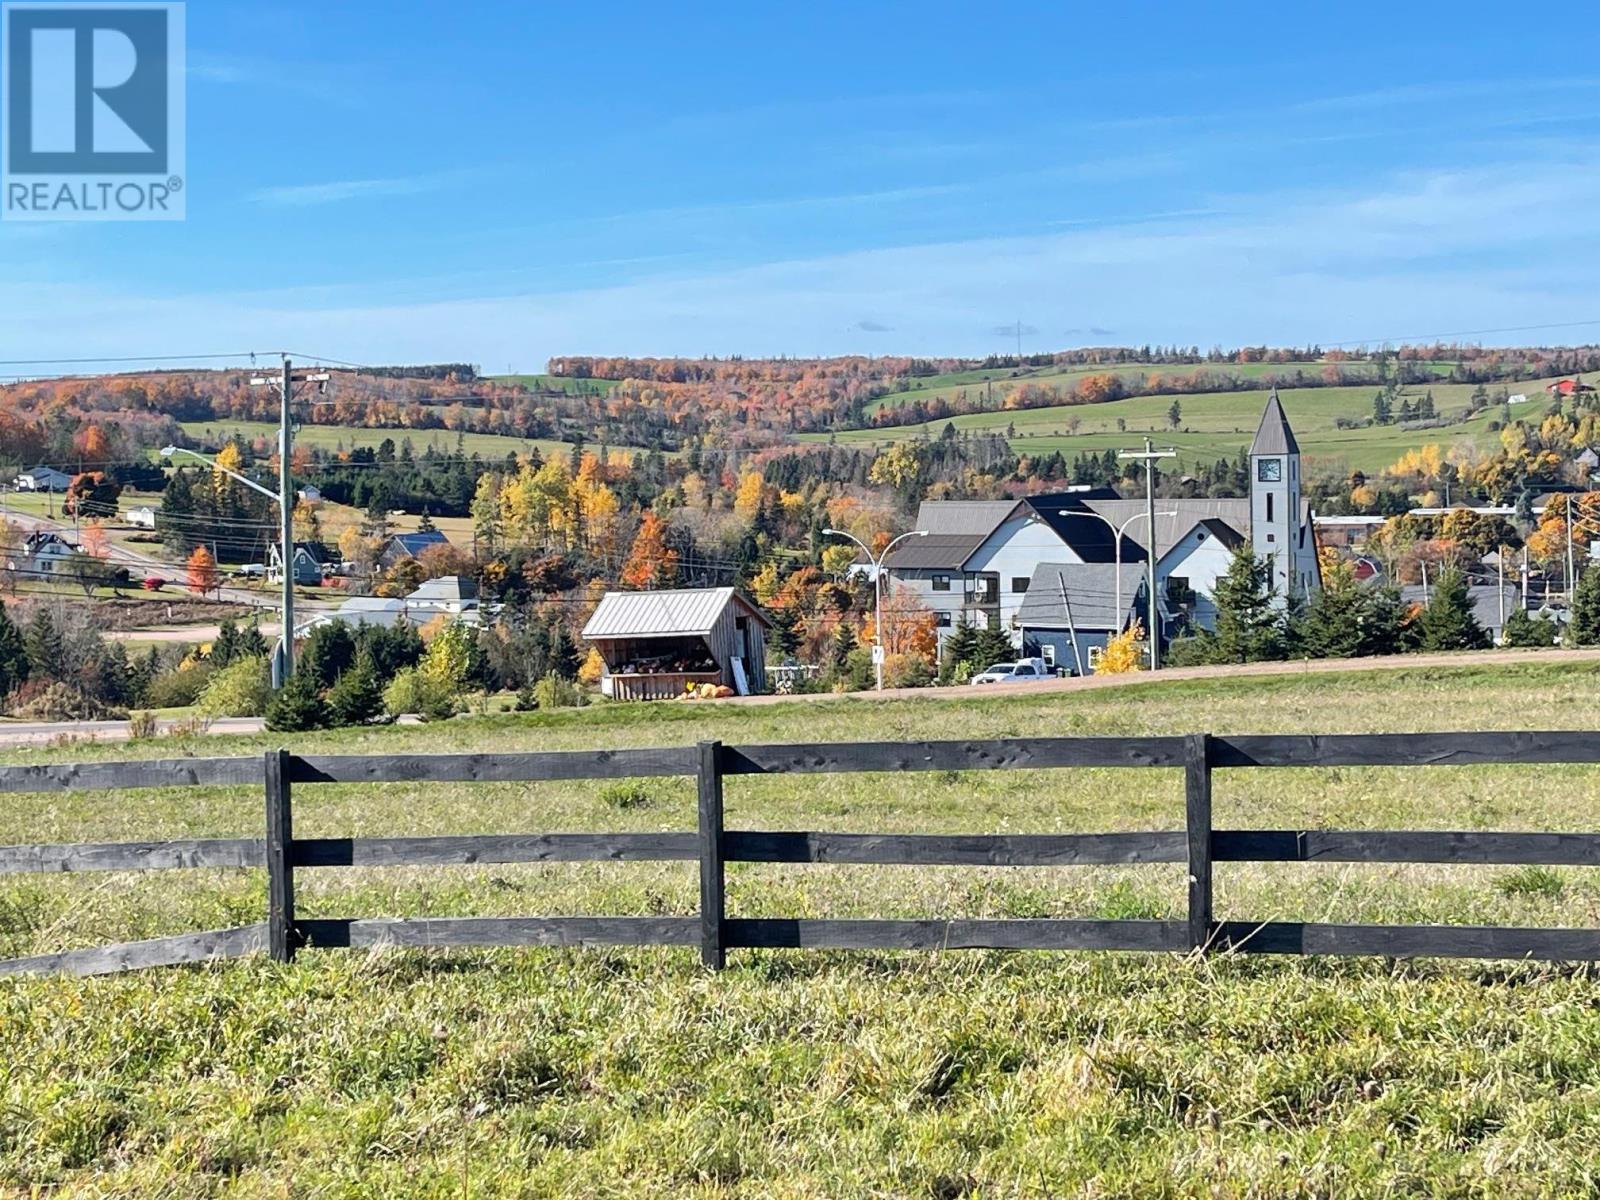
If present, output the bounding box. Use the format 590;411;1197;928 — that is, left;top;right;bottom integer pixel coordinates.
179;420;596;463
5;662;1600;1193
806;377;1553;474
488;373;618;396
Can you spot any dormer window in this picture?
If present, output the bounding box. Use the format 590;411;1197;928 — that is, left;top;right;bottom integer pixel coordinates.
1256;458;1282;483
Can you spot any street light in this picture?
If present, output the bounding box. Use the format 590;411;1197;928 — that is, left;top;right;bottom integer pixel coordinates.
161;445;293;687
822;527;928;690
1058;508;1177;636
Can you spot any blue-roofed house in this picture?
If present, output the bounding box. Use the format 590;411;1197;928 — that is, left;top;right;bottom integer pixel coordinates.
379;529;451;570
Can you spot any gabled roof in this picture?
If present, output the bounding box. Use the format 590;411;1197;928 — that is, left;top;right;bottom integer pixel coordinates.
583;587;770;639
1250;388;1300;456
914;500;1020;536
1014;562;1146;631
387;530;450;556
408;574;478;603
881;533;989;570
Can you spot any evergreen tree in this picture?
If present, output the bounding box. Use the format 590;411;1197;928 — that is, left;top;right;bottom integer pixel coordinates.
829;621;857;673
327;651;384;726
1417;568;1489;651
237;622;269;660
973;622;1015;668
212;619;242;668
1297;568;1367;659
24;608;66;680
265;668;329;732
547;624;580;681
301;620;357;688
416;510;437;533
1373;391;1392;425
1211;543;1285;662
941;616;980;681
1502;606;1557;648
1360;585;1413;656
0;599;28;696
1570;563;1600;645
767;605;801;658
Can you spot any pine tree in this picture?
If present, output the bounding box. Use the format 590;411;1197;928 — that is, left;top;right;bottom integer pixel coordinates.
767;605;801;657
238;622;269;660
1361;585;1412;656
212;619;241;668
547;624;580;681
1502;606;1556;647
1571;563;1600;645
829;621;857;673
973;622;1015;669
327;651;384;726
1298;569;1367;659
1417;568;1489;651
265;668;328;732
1211;544;1284;662
301;620;357;688
24;608;66;680
941;616;980;682
0;599;28;696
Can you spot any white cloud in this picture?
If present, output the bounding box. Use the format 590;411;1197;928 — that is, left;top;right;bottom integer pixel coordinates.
250;174;458;207
9;154;1600;366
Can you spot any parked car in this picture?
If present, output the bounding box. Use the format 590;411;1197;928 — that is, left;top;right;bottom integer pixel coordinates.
970;657;1052;685
237;563;266;578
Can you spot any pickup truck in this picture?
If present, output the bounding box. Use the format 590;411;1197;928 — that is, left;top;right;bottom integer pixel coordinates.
970;658;1054;685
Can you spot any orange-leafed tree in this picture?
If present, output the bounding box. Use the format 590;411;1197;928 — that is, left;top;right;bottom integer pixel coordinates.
186;545;219;596
79;518;110;559
621;512;678;589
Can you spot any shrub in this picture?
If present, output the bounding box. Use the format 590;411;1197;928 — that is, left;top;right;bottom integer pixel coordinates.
143;660;214;709
1495;865;1565;899
327;654;385;726
383;667;457;722
1501;607;1557;648
599;781;652;809
533;673;585;711
196;657;272;718
126;710;158;739
11;681;120;721
264;668;328;732
1096;623;1145;674
882;652;935;689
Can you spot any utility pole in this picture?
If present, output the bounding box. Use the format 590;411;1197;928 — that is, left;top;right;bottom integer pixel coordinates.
249;358;330;687
1521;544;1529;609
278;360;295;681
1567;494;1577;605
1117;438;1176;670
1497;546;1506;640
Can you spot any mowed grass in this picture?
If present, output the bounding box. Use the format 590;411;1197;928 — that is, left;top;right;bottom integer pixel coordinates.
810;377;1557;474
7;663;1600;1193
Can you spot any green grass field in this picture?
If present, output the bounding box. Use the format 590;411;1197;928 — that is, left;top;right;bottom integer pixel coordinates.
806;377;1555;474
179;420;593;463
489;373;618;396
863;359;1462;418
5;662;1600;1193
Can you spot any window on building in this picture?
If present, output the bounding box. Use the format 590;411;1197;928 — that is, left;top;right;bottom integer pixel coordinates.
931;574;951;592
935;612;952;628
1266;533;1276;543
1012;577;1030;594
1266;493;1274;522
1041;644;1056;666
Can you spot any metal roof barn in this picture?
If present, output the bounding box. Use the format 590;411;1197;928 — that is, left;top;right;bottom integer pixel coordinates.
582;588;771;700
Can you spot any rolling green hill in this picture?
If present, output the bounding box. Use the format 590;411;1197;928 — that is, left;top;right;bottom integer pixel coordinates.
179;420;624;463
804;377;1552;474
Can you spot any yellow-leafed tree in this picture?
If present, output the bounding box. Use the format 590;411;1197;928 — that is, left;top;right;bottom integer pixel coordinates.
1097;621;1144;674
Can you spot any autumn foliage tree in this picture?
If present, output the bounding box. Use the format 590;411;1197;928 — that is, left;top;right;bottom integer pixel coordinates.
620;512;678;589
186;545;219;597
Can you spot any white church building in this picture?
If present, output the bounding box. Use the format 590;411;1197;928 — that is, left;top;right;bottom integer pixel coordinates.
881;391;1320;667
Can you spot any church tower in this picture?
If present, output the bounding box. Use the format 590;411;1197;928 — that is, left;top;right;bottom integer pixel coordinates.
1249;388;1310;602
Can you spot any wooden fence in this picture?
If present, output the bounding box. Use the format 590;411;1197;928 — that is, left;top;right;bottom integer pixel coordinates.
5;731;1600;977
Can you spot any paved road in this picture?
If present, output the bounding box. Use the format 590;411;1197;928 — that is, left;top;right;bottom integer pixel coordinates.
2;647;1594;747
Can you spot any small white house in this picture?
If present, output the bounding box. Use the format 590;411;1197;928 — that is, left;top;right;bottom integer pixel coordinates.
297;485;323;504
13;466;72;492
405;574;479;618
126;505;159;529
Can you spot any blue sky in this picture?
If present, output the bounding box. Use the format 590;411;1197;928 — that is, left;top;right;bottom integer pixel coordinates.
7;0;1600;371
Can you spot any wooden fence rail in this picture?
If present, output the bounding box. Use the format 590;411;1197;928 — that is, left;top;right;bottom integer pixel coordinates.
2;731;1600;976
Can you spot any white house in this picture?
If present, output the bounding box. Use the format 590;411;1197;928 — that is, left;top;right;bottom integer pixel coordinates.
126;505;159;530
13;466;72;492
6;530;77;579
405;574;479;619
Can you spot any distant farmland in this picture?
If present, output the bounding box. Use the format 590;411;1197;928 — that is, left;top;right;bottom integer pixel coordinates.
802;376;1554;474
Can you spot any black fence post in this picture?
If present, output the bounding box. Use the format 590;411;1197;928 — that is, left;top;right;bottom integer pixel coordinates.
264;749;297;962
697;740;726;970
1184;732;1213;954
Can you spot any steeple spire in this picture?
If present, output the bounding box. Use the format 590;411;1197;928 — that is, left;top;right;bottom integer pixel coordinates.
1250;386;1299;456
